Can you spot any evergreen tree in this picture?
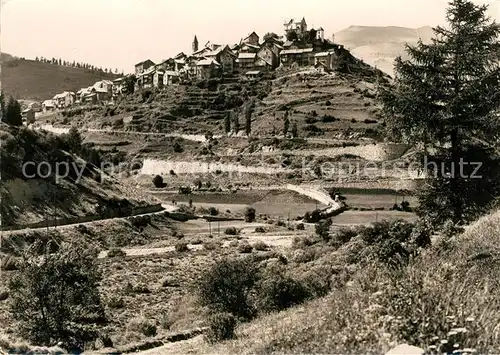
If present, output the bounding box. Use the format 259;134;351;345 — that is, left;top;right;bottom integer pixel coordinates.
283;115;290;137
232;110;239;134
291;121;298;138
4;96;22;126
381;0;500;228
224;111;231;134
245;100;254;136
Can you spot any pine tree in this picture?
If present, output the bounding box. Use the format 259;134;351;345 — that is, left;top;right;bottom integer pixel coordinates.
245;100;253;136
283;116;290;137
4;96;22;126
232;110;239;134
224;111;231;134
381;0;500;228
291;121;298;138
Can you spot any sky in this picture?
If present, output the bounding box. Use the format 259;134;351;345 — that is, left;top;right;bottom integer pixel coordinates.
1;0;499;73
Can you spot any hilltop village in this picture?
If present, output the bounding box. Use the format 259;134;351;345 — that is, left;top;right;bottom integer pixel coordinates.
39;18;346;112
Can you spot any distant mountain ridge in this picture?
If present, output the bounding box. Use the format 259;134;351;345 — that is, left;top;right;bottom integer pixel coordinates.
335;25;434;77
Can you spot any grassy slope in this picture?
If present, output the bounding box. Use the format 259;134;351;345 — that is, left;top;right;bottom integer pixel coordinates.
0;123;159;226
187;210;500;354
1;57;118;101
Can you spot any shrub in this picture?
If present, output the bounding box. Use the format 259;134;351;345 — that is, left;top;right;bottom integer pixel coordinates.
254;273;311;313
197;258;258;319
141;89;153;102
208;207;219;216
169;169;176;176
173;142;183;153
204;313;237;343
107;248;126;258
175;242;189;253
296;223;305;230
253;241;269;251
127;317;157;337
8;243;105;352
152;175;164;188
1;255;18;271
364;118;378;124
203;241;222;251
315;219;332;241
0;289;9;301
255;226;265;233
224;227;239;235
238;242;253;254
107;296;125;309
304;210;322;223
321;115;336;123
305;116;317;124
245;207;256;222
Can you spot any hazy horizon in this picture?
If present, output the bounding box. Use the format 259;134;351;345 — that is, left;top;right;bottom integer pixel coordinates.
2;0;499;73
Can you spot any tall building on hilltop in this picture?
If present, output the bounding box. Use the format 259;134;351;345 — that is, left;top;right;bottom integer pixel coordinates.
192;35;199;53
284;17;308;38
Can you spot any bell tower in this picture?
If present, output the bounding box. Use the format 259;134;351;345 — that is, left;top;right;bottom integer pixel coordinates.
192;35;199;53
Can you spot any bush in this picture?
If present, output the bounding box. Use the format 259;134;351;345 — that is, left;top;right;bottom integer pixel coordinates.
197;258;258;319
152;175;164;188
1;255;18;271
254;226;265;233
127;317;157;337
173;142;183;153
203;241;222;251
296;223;305;230
315;219;332;241
224;227;239;235
321;115;337;123
107;248;126;258
8;243;105;352
141;89;153;102
304;210;322;223
254;273;311;313
204;313;237;343
253;241;269;251
245;207;256;222
107;296;125;309
208;207;219;216
175;242;189;253
238;242;253;254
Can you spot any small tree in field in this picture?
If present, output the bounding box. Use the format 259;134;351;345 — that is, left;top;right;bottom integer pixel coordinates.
8;242;105;352
381;0;500;228
152;175;164;188
245;207;256;222
224;111;231;134
291;121;298;138
4;96;22;126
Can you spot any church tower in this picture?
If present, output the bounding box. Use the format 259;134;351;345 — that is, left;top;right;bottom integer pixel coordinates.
192;35;199;53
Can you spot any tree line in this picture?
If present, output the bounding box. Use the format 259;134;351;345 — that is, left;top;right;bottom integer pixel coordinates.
32;56;123;75
0;91;23;126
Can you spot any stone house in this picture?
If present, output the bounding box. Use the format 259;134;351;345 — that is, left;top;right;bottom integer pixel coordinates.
280;47;315;66
42;100;55;112
284;18;308;38
163;70;180;86
235;52;257;71
242;31;259;46
153;70;164;88
205;45;235;74
53;91;75;108
256;40;281;70
137;67;156;89
134;59;155;76
22;108;35;125
195;58;221;80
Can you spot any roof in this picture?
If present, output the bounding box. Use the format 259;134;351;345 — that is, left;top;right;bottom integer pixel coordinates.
245;70;261;75
242;43;260;50
174;52;186;59
237;52;256;59
42;100;55;106
135;59;155;67
193;47;210;56
281;48;314;55
164;70;179;76
314;50;335;57
53;91;75;99
283;41;294;48
174;58;186;64
113;77;125;82
22;108;33;113
317;27;324;31
244;31;259;39
197;58;221;66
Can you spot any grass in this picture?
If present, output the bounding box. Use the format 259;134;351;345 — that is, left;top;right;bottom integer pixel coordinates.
2;58;118;101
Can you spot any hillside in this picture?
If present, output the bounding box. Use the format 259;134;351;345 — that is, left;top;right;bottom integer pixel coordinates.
0;54;119;101
0;123;159;228
335;26;434;76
